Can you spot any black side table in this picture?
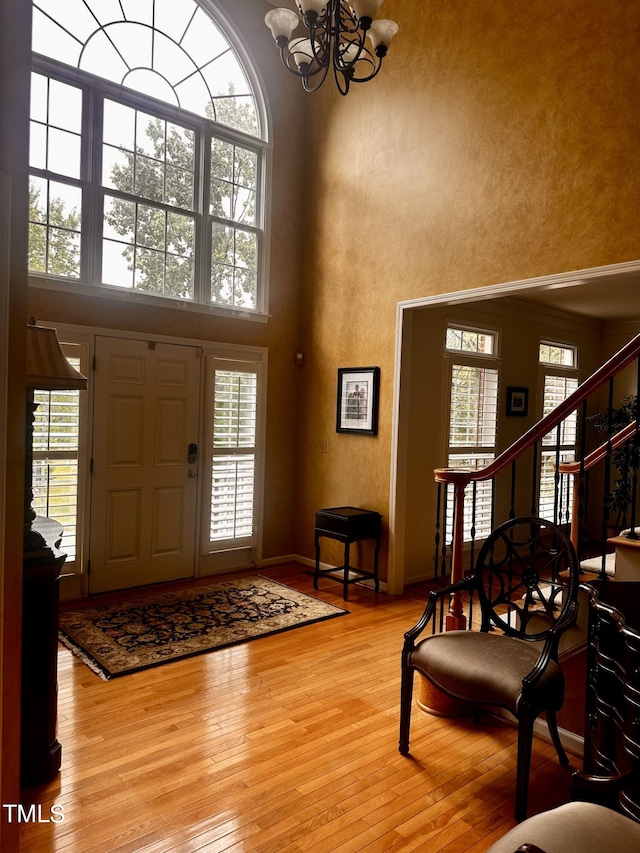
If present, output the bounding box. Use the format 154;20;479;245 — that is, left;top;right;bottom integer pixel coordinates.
314;507;382;600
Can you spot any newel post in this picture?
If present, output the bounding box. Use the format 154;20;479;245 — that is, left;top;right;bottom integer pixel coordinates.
434;469;471;631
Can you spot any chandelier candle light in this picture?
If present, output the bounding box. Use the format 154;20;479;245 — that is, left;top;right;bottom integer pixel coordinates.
265;1;399;95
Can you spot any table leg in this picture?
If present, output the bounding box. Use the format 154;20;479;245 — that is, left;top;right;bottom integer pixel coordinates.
373;534;380;592
343;540;350;601
314;531;320;590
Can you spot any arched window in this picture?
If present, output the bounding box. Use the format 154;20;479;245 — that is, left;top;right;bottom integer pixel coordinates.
29;0;269;316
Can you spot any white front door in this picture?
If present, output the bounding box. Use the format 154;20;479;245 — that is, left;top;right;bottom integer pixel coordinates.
89;336;201;593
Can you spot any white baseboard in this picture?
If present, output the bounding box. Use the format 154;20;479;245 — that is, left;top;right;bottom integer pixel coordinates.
259;554;300;567
492;708;584;758
534;718;584;759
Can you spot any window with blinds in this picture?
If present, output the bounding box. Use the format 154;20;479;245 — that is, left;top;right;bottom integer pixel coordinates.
539;371;579;522
445;332;499;541
208;368;258;548
448;364;500;449
31;347;83;562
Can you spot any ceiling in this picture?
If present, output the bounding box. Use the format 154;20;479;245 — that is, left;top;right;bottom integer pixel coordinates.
514;270;640;322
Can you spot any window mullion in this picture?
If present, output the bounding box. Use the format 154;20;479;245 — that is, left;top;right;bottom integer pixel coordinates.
84;87;103;287
196;120;210;306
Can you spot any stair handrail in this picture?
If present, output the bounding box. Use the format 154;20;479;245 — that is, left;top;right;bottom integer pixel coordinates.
435;332;640;489
433;332;640;630
558;420;638;476
558;420;639;549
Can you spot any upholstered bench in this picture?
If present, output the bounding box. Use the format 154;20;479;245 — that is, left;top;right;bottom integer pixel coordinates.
484;801;640;853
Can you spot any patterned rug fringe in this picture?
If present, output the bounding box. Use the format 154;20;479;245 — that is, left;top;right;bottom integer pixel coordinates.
58;632;109;680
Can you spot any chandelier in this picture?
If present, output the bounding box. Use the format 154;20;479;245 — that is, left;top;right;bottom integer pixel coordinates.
265;1;399;95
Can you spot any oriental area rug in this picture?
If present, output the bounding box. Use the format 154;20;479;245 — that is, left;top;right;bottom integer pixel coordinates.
58;575;348;679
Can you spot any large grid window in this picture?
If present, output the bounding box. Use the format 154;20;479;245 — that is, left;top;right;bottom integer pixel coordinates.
538;342;579;522
30;0;267;315
445;326;499;541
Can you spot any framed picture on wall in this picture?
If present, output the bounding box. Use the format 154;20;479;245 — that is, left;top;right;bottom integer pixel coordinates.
506;386;529;417
336;367;380;435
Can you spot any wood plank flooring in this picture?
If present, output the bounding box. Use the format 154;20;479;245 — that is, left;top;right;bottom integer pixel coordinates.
19;564;574;853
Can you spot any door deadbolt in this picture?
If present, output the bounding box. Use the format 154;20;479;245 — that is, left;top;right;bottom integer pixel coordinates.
188;443;198;463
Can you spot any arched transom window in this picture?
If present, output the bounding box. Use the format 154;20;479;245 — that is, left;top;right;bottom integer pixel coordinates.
29;0;269;316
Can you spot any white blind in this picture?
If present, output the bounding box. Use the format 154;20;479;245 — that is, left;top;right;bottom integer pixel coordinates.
210;369;257;545
539;372;579;522
449;364;499;448
445;454;495;541
542;375;579;446
32;354;81;560
539;451;575;523
446;361;499;542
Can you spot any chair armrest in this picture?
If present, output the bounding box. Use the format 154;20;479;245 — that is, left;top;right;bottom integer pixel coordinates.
520;629;560;691
403;575;477;646
521;596;579;692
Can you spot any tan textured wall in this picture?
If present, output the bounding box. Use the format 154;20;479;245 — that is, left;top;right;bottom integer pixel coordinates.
296;0;640;575
27;0;306;560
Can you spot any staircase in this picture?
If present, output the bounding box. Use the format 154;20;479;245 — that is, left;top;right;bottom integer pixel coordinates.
581;531;640;580
432;333;640;629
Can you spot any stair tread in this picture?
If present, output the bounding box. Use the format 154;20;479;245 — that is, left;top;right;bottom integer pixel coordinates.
608;534;640;549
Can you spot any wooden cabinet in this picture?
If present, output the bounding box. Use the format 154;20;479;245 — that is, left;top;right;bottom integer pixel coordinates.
21;517;66;787
577;580;640;822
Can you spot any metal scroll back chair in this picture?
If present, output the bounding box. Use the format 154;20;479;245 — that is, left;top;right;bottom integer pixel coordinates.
399;517;580;822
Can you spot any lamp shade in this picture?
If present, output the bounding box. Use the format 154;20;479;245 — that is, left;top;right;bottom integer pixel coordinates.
297;0;327;13
350;0;383;22
288;37;317;67
265;8;300;40
26;325;87;391
367;19;398;49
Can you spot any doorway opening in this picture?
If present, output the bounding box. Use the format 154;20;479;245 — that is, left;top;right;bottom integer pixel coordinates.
388;259;640;594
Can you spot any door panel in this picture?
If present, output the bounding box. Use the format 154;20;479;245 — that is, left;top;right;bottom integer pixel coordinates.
90;337;200;593
151;486;185;555
108;396;144;466
105;489;141;561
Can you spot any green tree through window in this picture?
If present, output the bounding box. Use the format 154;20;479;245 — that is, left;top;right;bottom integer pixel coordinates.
30;0;267;313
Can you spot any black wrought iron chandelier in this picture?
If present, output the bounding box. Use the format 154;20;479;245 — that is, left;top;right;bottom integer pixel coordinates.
265;1;399;95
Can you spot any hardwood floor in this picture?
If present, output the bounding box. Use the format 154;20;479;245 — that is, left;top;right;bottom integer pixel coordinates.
20;564;574;852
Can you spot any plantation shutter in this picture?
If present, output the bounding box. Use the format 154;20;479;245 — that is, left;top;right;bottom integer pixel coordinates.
207;364;258;551
31;346;83;562
539;373;579;522
446;362;499;541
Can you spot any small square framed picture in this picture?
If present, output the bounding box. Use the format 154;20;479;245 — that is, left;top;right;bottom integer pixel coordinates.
336;367;380;435
506;386;529;417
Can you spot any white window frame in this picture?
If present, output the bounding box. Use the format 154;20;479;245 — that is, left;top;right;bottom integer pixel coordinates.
31;338;90;583
29;0;272;323
538;340;580;523
444;324;500;542
199;351;266;573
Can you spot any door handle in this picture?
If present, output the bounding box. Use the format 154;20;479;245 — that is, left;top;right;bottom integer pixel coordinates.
187;469;197;478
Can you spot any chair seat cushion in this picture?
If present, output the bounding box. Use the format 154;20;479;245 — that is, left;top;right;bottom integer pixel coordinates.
410;630;563;713
483;801;640;852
